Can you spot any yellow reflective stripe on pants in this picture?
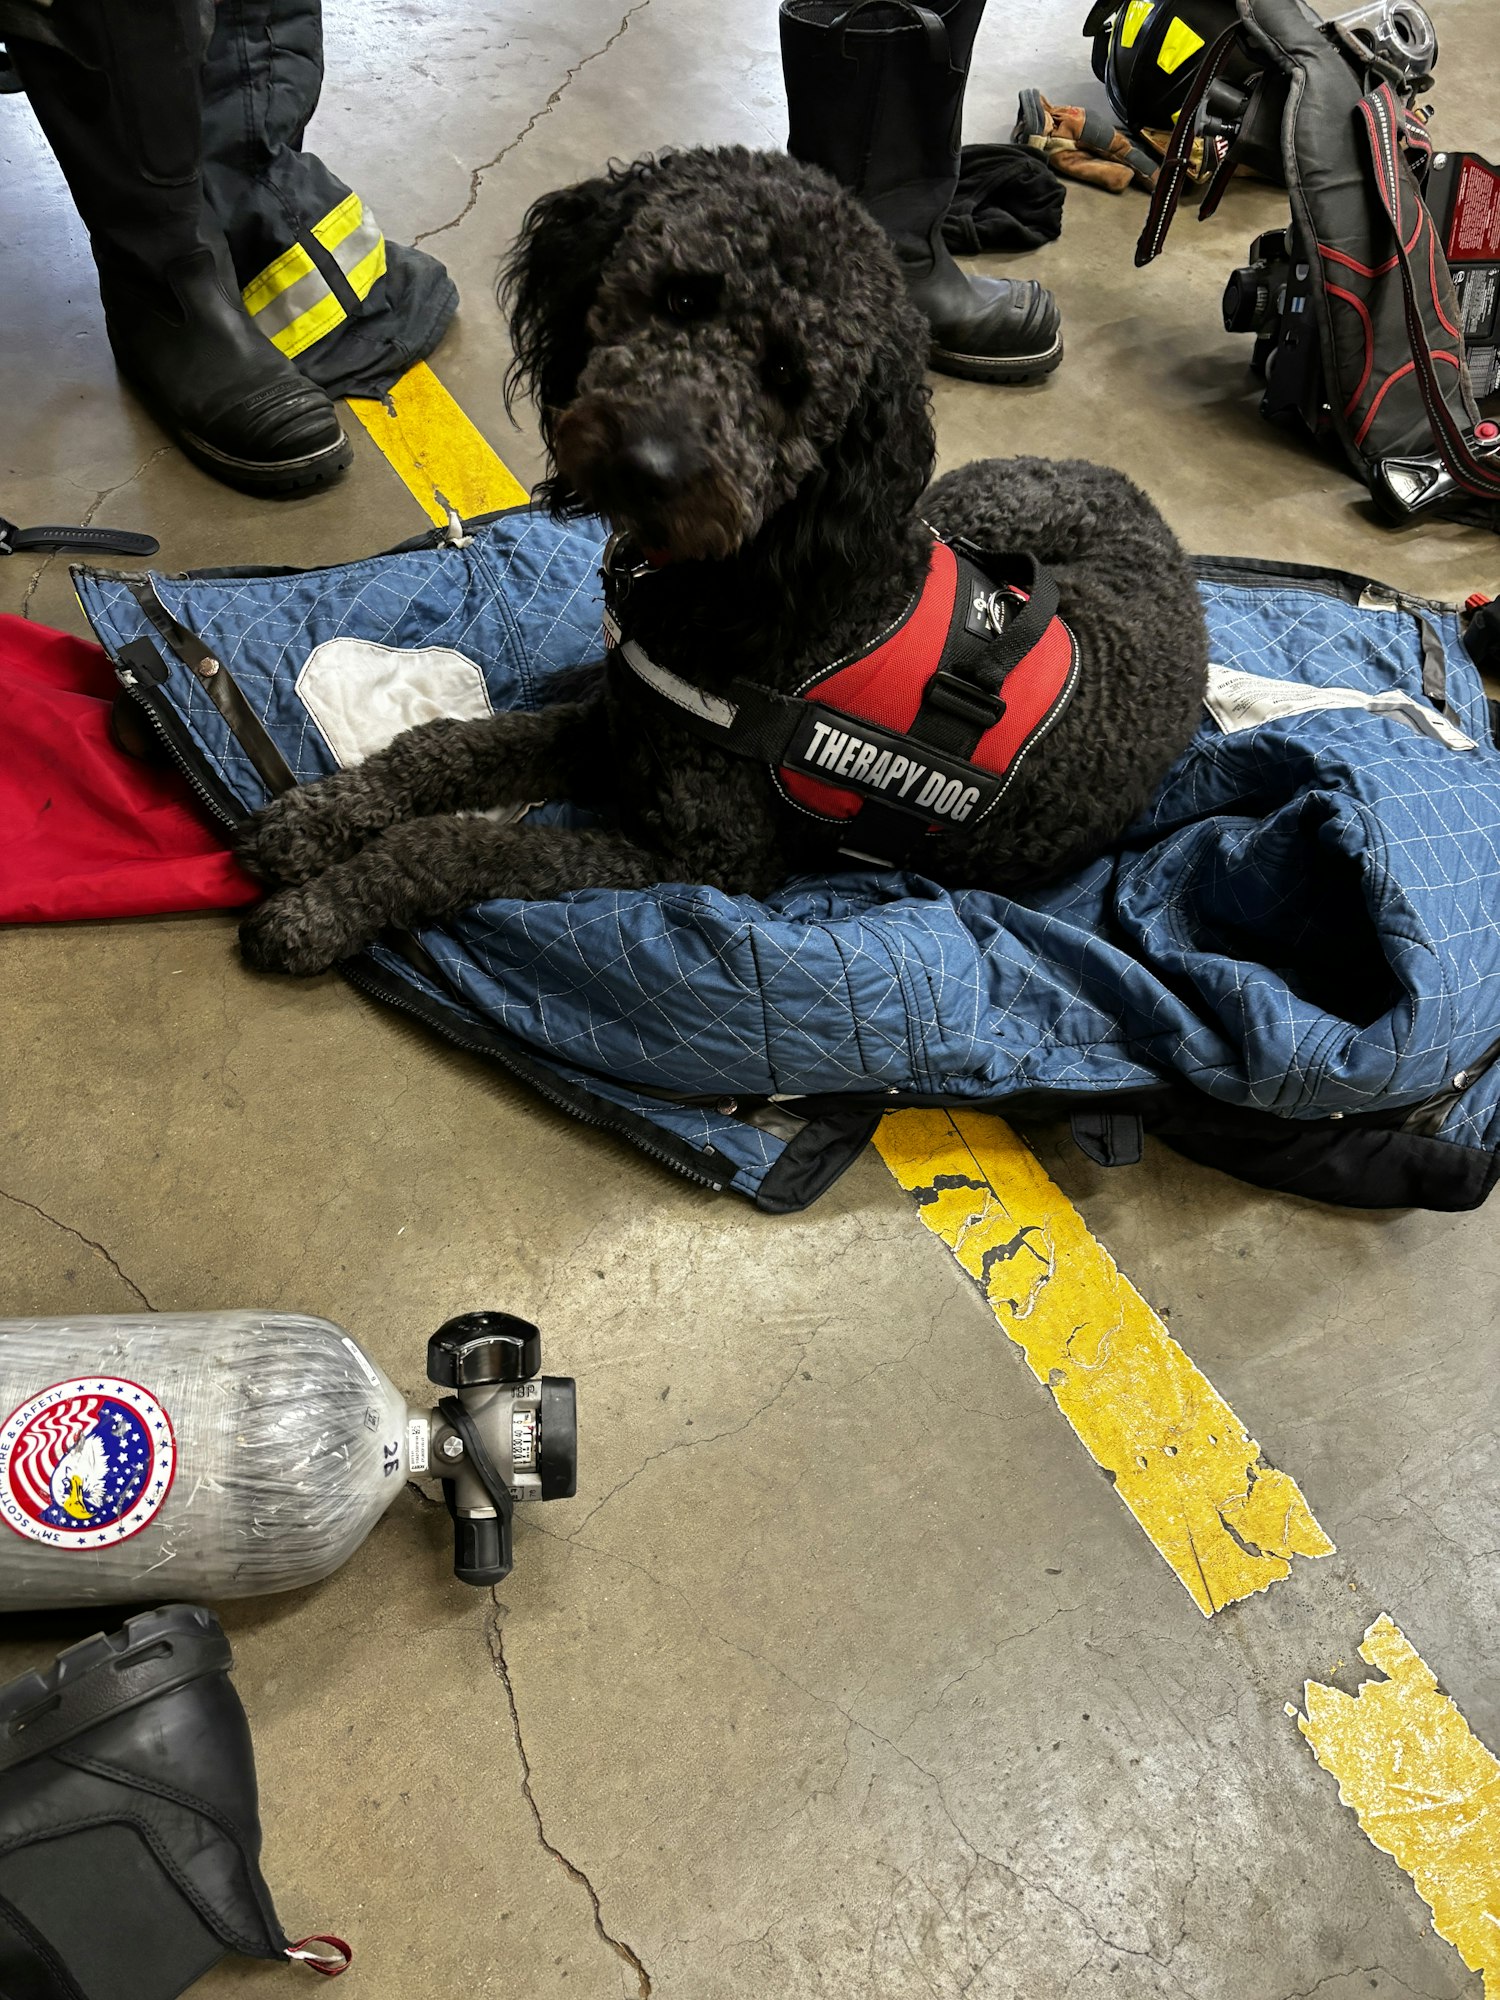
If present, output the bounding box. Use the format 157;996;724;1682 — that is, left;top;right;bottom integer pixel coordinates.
341;234;388;304
244;256;347;360
241;239;316;319
311;192;387;303
240;191;385;362
263;286;348;361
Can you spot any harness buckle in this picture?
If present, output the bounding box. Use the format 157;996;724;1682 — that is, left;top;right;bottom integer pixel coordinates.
922;669;1005;732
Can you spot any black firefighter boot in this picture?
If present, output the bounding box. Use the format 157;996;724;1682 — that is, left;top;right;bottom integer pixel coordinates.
7;0;351;496
0;1606;348;1997
780;0;1063;383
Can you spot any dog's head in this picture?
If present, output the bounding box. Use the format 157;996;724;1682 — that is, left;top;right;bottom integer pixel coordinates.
502;147;934;569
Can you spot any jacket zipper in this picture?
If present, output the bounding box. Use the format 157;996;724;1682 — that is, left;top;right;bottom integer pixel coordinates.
1355;580;1458;618
1194;556;1462;615
339;959;730;1191
119;681;245;829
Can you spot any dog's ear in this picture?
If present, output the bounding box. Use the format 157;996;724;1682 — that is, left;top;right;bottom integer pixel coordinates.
769;301;936;591
502;159;656;445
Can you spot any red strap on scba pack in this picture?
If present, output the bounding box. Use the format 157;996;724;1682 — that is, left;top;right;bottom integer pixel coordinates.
777;540;1078;824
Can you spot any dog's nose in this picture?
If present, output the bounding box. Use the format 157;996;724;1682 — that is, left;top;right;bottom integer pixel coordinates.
616;429;703;498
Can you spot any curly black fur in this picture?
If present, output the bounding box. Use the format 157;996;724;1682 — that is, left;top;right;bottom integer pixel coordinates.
238;146;1208;977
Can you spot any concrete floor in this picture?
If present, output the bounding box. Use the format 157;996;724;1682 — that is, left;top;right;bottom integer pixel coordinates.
3;1;1499;1995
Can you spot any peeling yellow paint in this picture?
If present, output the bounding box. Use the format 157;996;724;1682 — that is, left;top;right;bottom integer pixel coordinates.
347;360;528;525
324;366;1484;1982
1297;1617;1500;1992
873;1109;1333;1615
350;369;1334;1627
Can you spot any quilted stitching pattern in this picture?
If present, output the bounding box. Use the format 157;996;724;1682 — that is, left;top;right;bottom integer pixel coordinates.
360;939;781;1196
74;526;1500;1200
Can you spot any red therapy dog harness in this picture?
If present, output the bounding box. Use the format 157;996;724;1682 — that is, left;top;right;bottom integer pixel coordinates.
606;534;1080;865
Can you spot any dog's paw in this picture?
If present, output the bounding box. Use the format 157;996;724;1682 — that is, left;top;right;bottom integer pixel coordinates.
234;783;366;887
238;885;366;978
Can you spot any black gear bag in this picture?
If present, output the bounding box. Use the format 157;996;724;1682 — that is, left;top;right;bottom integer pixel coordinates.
1135;0;1500;527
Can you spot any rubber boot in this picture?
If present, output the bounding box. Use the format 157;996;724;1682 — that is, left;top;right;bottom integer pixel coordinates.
780;0;1063;383
0;1606;348;1998
6;0;351;496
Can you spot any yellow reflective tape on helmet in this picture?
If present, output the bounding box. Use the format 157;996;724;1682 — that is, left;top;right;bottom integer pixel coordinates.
1157;16;1205;71
1119;0;1154;49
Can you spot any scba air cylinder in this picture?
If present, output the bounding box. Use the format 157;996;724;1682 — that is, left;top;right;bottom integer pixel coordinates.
0;1313;412;1609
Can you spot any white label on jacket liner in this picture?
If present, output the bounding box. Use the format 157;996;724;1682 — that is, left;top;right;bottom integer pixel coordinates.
1203;664;1476;751
296;639;494;768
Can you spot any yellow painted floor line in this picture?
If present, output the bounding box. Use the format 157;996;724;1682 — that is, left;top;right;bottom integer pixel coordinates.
1294;1617;1500;1991
347;360;528;525
874;1109;1334;1616
353;336;1488;1986
356;358;1334;1622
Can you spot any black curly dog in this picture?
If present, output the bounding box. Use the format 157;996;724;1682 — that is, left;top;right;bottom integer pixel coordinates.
238;147;1208;976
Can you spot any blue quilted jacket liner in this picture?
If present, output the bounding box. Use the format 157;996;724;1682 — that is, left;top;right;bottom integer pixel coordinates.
74;507;1500;1210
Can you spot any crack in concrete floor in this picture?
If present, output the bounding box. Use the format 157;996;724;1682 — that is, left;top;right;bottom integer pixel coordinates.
413;0;655;248
0;1188;157;1310
488;1599;654;1996
19;443;174;621
531;1516;1204;1983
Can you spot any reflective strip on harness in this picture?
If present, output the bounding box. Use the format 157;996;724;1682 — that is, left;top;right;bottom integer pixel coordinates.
618;640;739;728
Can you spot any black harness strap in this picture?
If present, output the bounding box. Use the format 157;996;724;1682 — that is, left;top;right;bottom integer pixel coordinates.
0;519;159;560
1135;19;1244;267
916;549;1059;750
617;651;901;780
610;537;1076;867
836;549;1059;864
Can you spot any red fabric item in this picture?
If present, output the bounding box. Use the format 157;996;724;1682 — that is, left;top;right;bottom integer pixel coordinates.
0;614;260;923
779;540;1077;821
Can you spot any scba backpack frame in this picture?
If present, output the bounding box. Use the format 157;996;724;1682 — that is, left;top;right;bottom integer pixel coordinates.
1135;0;1500;526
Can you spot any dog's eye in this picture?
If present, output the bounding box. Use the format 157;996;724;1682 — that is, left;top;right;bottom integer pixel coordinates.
762;349;805;399
661;276;720;323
